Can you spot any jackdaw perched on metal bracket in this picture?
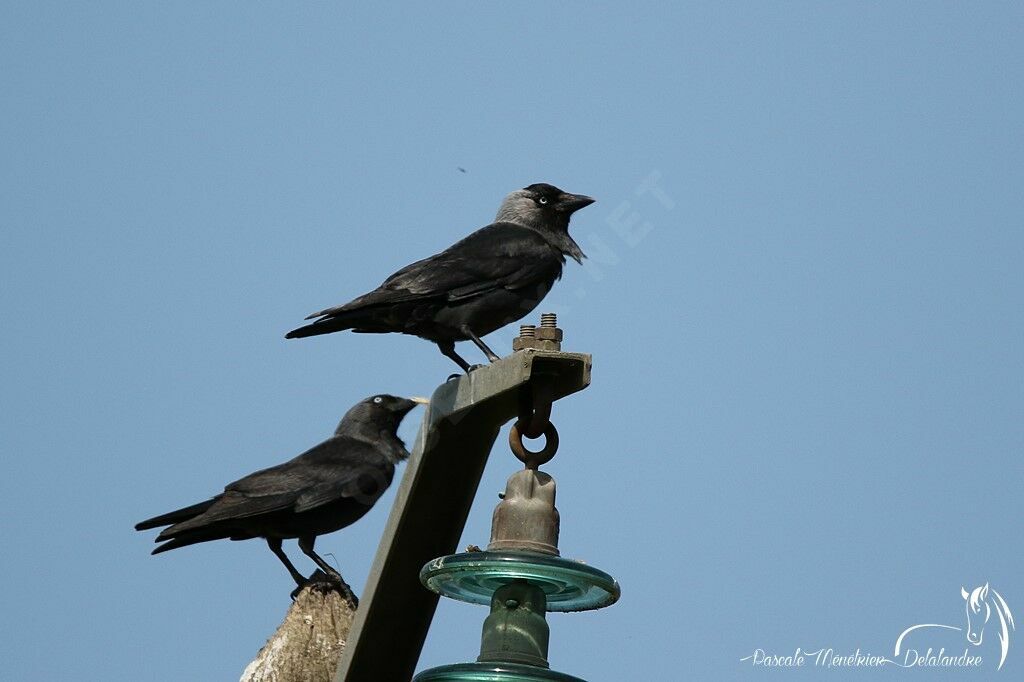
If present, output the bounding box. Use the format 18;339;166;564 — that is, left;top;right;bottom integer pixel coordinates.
135;394;427;601
285;183;594;372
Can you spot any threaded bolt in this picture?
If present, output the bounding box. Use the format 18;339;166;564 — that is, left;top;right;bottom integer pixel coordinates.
519;324;536;338
540;312;557;328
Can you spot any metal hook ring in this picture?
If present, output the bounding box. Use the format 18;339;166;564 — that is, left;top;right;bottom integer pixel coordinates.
515;405;551;440
509;422;559;469
516;380;554;439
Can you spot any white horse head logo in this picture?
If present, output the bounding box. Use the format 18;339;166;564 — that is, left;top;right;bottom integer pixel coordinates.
896;583;1015;670
962;583;1014;665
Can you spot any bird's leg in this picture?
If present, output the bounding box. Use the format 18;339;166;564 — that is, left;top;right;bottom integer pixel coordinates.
437;340;474;373
459;325;501;363
267;537;307;588
298;536;358;606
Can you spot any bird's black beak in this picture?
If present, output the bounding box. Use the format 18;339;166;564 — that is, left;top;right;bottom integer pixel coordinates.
390;396;427;420
400;396;429;413
555;192;595;214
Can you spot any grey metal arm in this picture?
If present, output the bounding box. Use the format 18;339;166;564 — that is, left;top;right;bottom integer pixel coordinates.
335;349;591;682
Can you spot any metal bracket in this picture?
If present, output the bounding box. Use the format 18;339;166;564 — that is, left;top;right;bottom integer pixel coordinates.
335;349;592;682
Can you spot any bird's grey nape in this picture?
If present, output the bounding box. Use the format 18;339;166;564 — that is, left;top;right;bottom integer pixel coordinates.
495;190;547;229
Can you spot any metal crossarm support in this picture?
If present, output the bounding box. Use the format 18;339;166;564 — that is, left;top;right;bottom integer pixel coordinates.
335;349;591;682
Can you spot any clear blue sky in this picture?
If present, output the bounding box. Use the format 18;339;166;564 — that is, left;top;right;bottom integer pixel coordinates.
2;3;1022;680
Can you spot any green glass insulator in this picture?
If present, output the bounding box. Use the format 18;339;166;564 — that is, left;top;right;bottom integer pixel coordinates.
420;551;620;612
413;662;588;682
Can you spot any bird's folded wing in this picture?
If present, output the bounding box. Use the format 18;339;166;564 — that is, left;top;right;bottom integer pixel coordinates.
211;438;377;516
387;223;559;296
293;466;393;513
311;224;560;317
290;437;395;512
188;491;304;523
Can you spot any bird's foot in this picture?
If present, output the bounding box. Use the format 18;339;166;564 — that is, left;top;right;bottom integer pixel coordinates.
339;582;359;607
290;569;359;606
289;572;326;600
447;364;485;381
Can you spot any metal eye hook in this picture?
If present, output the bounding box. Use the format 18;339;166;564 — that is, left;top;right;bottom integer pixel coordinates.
509;422;559;469
515;378;554;440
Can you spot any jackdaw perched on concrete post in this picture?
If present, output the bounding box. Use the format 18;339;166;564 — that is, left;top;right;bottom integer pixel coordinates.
285;183;594;372
135;394;427;601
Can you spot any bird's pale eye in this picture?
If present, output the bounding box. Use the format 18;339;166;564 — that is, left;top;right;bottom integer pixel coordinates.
373;396;383;404
537;196;548;205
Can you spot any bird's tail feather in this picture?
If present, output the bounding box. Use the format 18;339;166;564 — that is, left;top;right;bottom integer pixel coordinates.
286;306;395;338
285;315;359;339
135;499;216;531
151;528;233;554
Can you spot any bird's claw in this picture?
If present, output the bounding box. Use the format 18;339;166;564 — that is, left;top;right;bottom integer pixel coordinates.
289;571;329;600
447;364;484;380
339;583;359;607
289;569;358;606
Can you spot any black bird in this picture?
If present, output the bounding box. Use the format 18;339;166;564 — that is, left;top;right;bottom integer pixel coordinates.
285;183;594;372
135;394;426;600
